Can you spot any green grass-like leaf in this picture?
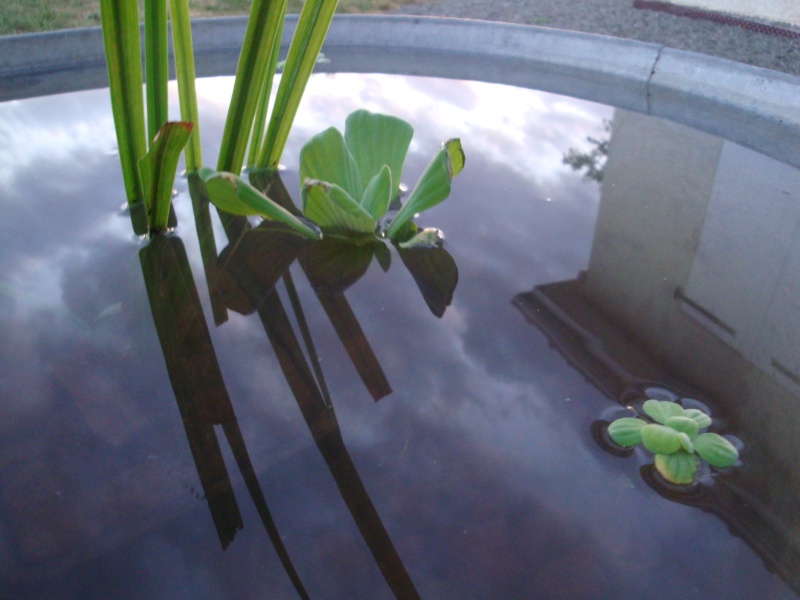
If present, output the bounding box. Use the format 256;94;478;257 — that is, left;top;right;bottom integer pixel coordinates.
257;0;340;169
144;0;169;142
217;0;287;173
246;0;286;169
139;121;193;232
169;0;202;170
99;0;147;211
199;167;322;239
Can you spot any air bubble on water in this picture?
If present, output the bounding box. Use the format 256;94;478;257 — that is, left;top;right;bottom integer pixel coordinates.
679;397;712;415
644;386;679;402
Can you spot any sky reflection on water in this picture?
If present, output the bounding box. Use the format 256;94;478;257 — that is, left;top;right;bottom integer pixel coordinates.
0;74;795;599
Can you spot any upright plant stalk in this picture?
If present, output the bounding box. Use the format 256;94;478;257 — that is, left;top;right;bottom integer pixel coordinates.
144;0;169;142
217;0;288;174
256;0;339;170
246;1;286;170
169;0;202;171
99;0;147;209
139;122;193;233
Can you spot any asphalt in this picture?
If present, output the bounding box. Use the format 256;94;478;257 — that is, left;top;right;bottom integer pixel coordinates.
391;0;800;76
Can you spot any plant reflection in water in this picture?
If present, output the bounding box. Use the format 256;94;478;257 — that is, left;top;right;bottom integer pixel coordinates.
138;169;457;598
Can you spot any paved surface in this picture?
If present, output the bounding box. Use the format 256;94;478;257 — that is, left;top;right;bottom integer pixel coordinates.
665;0;799;27
391;0;800;76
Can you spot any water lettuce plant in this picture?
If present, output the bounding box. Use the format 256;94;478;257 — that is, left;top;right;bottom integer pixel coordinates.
299;109;465;243
608;400;739;485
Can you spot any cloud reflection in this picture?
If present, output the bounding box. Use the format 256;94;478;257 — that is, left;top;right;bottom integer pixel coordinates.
1;72;784;598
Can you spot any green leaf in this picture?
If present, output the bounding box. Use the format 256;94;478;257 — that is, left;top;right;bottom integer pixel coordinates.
389;219;418;244
344;109;413;199
693;433;739;468
246;0;286;168
169;0;202;170
199;167;321;240
444;137;465;176
398;227;443;249
99;0;147;212
144;0;169;142
683;408;713;429
217;0;287;173
607;417;647;447
299;127;362;201
665;415;700;439
360;165;393;220
385;138;465;240
641;423;682;455
302;179;375;235
257;0;340;169
677;432;694;454
642;399;685;424
655;451;697;484
138;121;193;232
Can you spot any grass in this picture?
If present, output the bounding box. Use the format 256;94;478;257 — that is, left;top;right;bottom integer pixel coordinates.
0;0;429;35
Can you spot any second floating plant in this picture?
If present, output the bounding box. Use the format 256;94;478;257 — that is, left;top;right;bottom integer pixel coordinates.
607;400;739;485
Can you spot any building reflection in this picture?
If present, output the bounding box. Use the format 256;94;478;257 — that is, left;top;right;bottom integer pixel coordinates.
515;109;800;594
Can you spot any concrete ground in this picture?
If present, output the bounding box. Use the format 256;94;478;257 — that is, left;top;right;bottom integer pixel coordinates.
391;0;800;76
664;0;799;28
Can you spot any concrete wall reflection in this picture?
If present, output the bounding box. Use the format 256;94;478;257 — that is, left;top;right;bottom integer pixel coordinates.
516;109;800;590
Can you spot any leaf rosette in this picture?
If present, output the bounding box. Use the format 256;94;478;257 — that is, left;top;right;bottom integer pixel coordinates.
299;109;464;241
605;399;739;485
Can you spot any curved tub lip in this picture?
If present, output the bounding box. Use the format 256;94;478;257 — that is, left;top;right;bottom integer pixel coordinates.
1;14;798;166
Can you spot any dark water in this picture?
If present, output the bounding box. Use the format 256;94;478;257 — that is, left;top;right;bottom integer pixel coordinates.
1;74;799;599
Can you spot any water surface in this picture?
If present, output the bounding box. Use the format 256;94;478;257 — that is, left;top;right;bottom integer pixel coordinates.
0;74;798;599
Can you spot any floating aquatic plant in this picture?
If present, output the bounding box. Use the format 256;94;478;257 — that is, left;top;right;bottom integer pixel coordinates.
607;400;738;485
299;109;465;243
